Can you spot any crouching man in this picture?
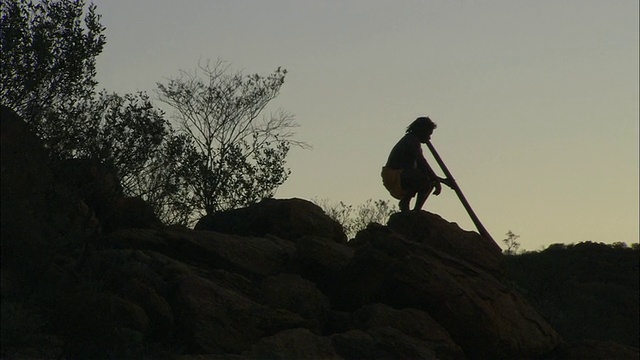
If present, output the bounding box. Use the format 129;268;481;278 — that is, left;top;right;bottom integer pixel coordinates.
381;116;451;212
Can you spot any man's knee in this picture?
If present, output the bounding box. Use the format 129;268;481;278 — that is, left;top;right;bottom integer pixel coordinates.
402;170;428;191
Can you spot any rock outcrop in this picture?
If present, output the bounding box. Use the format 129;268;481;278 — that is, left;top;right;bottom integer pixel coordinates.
2;106;636;359
387;211;504;276
195;197;348;244
1;106;100;282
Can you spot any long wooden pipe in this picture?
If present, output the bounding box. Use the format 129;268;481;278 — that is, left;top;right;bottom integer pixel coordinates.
425;140;495;242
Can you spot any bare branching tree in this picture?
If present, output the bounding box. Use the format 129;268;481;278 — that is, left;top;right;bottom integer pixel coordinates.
157;59;306;215
503;230;521;255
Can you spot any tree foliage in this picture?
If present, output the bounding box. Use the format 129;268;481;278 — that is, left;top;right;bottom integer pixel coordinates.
1;0;105;155
73;92;168;176
71;91;200;224
2;1;302;225
1;0;194;223
157;60;304;214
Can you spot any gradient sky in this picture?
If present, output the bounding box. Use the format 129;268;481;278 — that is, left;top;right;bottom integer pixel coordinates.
90;0;639;250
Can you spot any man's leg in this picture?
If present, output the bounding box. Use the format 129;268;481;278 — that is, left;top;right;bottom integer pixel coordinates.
413;185;434;211
399;194;412;212
402;169;433;211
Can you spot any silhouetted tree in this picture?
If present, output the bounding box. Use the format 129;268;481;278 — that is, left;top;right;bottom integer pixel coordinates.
1;1;203;225
502;230;521;255
74;91;200;224
157;59;304;214
0;0;105;156
2;2;306;224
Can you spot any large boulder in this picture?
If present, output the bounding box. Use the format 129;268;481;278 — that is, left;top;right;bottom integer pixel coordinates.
53;158;124;225
54;159;162;232
58;291;149;358
109;196;163;231
172;275;307;354
118;277;174;341
353;303;465;360
109;227;297;279
74;248;192;344
242;328;340;359
1;106;99;283
292;235;355;298
195;198;347;244
387;210;504;276
1;104;60;278
341;223;563;359
259;274;331;333
330;329;376;359
365;327;445;360
563;339;639;360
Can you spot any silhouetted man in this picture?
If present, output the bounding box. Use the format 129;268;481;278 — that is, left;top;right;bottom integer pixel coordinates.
382;116;450;212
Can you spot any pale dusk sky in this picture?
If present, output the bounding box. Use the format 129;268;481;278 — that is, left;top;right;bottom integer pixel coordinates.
90;0;639;250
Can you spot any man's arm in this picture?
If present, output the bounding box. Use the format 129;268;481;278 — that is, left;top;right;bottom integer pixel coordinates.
416;146;438;179
413;145;443;195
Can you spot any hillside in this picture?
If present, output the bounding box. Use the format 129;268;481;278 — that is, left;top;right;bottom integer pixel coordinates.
504;242;639;349
2;105;638;359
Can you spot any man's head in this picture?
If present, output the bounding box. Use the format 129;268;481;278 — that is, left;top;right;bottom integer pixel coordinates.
406;116;437;143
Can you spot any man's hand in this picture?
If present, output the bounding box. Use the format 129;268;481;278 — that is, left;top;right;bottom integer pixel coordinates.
432;180;442;196
440;177;455;189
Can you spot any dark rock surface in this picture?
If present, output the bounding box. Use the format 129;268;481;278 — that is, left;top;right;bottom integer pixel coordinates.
387;211;504;276
340;223;562;359
195;197;348;244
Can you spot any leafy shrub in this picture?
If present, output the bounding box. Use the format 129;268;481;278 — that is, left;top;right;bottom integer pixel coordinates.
314;198;397;239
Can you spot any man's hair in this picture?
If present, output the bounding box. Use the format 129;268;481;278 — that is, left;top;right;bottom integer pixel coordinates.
406;116;437;134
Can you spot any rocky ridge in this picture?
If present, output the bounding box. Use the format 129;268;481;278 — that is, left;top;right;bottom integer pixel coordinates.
2;105;637;359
